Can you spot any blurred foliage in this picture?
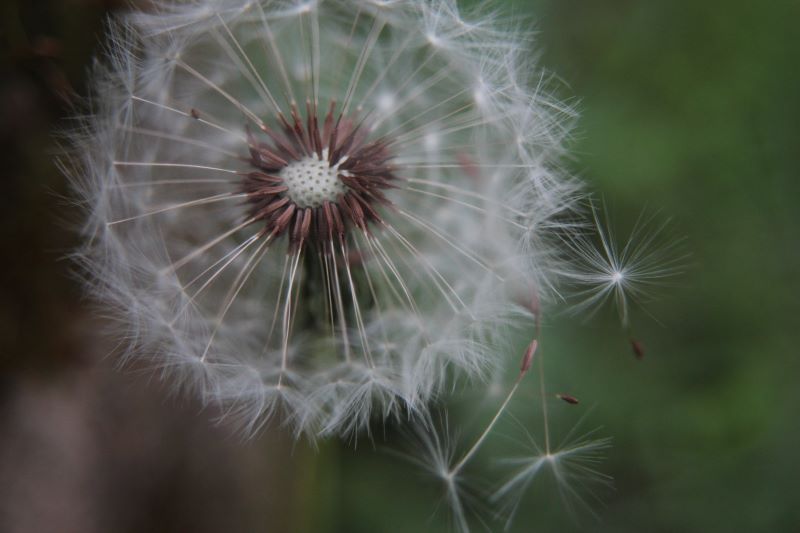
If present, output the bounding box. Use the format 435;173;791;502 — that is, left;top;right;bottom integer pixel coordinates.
1;0;798;532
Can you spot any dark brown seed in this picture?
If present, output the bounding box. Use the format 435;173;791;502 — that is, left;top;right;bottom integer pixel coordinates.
630;338;645;360
556;393;579;405
520;339;538;373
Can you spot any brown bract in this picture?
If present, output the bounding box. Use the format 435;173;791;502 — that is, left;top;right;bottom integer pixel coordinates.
240;100;398;250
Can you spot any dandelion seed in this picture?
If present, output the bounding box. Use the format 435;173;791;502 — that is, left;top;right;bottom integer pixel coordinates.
400;414;477;533
492;426;613;529
69;0;579;437
630;337;645;359
556;393;580;405
520;338;537;372
559;203;687;331
407;337;538;531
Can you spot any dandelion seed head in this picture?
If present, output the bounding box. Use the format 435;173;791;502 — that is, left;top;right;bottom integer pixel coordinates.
70;0;584;438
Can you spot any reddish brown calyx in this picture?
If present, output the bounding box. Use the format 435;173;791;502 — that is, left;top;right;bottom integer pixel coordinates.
241;100;398;249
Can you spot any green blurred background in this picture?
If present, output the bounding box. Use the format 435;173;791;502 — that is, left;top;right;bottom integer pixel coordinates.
1;0;798;531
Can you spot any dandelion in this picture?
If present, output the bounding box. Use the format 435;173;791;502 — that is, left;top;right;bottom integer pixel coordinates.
69;0;579;438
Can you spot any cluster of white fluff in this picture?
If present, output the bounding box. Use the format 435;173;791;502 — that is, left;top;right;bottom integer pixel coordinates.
69;0;584;439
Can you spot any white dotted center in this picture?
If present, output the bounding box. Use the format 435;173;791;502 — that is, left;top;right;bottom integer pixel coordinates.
279;156;348;208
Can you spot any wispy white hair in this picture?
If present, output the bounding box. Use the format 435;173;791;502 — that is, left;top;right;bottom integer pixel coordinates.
68;0;581;438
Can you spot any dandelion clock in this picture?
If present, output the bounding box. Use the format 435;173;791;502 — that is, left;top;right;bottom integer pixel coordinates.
70;0;581;441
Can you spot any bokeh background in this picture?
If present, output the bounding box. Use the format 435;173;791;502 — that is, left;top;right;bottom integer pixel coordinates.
1;0;798;531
